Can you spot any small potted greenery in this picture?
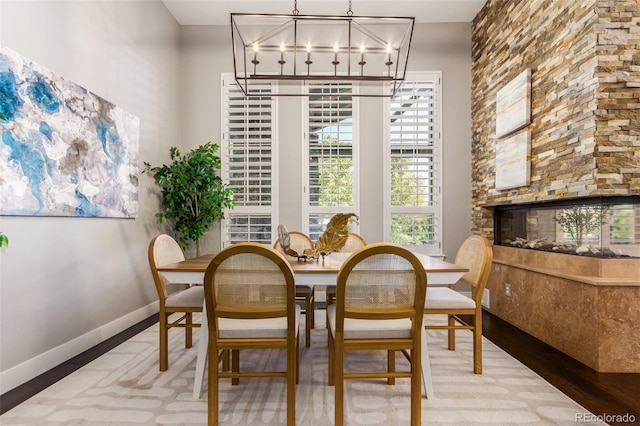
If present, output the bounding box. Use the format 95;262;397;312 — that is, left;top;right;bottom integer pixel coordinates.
554;205;608;247
143;142;234;256
0;232;7;247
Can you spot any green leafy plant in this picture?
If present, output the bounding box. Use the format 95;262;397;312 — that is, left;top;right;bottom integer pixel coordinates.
143;143;234;255
0;232;8;248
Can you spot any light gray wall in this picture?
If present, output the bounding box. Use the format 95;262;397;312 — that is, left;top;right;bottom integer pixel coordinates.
0;8;473;393
0;1;181;392
181;23;473;260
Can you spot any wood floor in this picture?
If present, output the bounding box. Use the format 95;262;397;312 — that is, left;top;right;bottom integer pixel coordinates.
1;310;638;423
480;312;639;426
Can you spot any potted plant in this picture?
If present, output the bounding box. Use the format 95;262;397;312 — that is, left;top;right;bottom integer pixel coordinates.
0;232;7;247
143;142;234;256
554;205;608;247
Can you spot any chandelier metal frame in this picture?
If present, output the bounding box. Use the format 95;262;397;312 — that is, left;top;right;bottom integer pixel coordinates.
230;1;415;97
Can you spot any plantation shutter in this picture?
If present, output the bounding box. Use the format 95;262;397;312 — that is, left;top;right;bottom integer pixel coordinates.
305;83;359;241
387;74;442;252
221;75;276;246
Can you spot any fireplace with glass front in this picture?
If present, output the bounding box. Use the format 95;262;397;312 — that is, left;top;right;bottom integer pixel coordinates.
486;196;640;373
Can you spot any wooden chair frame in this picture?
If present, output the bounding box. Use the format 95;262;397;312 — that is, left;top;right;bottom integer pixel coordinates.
328;243;427;426
148;234;202;371
424;235;493;374
204;242;299;426
325;232;367;307
273;231;315;347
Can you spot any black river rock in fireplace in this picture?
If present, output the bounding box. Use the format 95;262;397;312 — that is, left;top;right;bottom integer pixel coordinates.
494;196;640;259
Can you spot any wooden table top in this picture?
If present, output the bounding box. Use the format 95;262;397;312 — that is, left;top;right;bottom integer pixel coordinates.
157;250;468;275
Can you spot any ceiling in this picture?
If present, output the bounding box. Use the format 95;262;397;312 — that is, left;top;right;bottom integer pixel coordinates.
162;0;487;26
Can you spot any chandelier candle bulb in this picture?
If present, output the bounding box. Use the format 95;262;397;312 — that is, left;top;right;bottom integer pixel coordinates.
278;42;286;75
332;43;340;75
305;43;312;75
252;43;259;64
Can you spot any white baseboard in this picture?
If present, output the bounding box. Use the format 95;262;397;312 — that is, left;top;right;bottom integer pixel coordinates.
0;301;158;395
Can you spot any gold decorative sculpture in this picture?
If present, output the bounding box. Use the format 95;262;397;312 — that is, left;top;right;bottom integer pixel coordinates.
277;213;359;261
315;213;359;257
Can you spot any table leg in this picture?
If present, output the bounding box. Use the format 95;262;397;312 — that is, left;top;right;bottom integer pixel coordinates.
192;303;208;400
421;322;434;400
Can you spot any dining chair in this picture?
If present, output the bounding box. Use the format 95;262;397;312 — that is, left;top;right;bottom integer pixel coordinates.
273;231;315;347
327;243;427;426
148;234;203;371
204;242;300;426
424;235;493;374
325;232;367;307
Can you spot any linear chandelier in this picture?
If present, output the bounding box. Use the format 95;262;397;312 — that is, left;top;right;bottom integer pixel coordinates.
230;1;415;97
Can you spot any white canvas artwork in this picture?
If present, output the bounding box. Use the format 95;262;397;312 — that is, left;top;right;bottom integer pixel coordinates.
0;47;139;217
495;68;531;138
495;130;531;190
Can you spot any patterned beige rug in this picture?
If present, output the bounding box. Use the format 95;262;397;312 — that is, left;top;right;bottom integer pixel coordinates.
1;313;604;425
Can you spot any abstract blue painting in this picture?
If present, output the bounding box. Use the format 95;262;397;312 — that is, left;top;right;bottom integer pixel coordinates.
0;47;139;218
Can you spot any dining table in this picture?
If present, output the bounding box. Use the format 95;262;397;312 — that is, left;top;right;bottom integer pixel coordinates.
157;249;469;401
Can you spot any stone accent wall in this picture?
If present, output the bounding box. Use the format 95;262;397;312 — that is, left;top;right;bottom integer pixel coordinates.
595;1;640;194
471;0;640;238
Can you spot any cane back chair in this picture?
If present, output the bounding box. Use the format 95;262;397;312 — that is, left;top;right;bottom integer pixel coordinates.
325;232;367;307
327;243;427;426
273;231;315;347
148;234;203;371
204;242;300;425
424;235;493;374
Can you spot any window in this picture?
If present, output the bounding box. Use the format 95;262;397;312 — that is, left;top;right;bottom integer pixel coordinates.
384;73;442;254
221;75;277;246
610;204;639;244
303;83;359;241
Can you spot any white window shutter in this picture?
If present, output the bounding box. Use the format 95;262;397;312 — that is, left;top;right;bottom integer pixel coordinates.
221;76;277;246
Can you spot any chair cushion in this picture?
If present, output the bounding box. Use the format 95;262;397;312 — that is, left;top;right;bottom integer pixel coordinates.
425;287;476;310
219;305;301;339
327;304;413;339
165;286;204;309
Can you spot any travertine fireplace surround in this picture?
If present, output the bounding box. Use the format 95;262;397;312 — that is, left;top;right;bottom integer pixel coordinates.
470;0;639;372
489;246;639;373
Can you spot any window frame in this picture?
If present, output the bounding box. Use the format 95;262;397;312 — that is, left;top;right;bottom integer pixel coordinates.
220;73;279;247
301;82;360;240
383;71;443;256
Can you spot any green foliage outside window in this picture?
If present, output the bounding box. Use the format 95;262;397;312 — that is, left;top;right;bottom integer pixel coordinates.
390;156;435;245
610;205;633;241
316;157;353;206
391;215;435;245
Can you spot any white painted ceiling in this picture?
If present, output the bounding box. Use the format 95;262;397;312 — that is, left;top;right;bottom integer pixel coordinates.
162;0;487;25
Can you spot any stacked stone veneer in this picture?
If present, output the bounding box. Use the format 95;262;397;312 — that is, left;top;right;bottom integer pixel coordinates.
471;0;640;238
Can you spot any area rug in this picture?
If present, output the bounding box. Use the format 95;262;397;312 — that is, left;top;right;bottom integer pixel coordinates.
1;313;605;425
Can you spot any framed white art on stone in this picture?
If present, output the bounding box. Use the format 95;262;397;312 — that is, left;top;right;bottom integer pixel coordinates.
495;68;531;138
495;130;531;190
495;69;531;190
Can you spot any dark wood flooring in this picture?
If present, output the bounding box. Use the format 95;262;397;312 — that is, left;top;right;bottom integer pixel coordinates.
1;311;638;424
480;311;639;426
0;314;158;415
